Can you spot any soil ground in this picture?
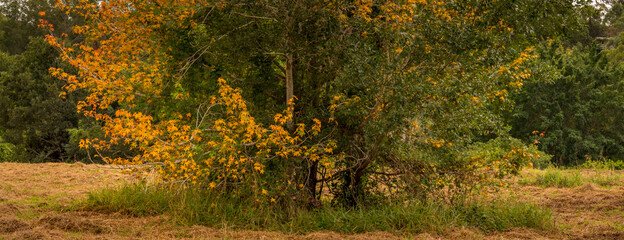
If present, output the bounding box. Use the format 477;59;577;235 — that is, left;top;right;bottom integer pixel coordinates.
0;162;623;239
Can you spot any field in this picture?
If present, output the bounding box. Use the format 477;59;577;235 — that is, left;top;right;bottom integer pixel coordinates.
1;162;623;239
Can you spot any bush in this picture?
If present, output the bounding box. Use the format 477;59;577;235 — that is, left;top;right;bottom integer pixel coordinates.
0;138;15;162
465;137;552;174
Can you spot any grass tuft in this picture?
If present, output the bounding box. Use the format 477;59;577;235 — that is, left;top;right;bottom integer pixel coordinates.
83;184;172;216
519;168;623;188
81;184;554;235
521;170;584;188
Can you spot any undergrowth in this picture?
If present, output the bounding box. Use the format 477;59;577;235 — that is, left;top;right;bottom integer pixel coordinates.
81;184;553;235
578;159;624;170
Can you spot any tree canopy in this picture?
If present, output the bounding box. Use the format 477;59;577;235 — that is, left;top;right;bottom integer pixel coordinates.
39;0;586;206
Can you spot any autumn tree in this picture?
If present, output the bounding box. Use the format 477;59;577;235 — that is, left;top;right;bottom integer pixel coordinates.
46;0;581;206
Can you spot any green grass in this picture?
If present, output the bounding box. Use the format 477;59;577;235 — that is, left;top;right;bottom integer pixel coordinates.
80;184;554;235
10;193;71;220
578;159;624;170
519;169;584;188
518;168;623;188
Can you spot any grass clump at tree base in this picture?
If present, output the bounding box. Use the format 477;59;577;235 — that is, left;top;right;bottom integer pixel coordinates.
81;183;554;236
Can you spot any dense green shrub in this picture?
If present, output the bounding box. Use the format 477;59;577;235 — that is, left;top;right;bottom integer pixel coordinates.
0;0;89;163
0;136;15;162
0;39;80;162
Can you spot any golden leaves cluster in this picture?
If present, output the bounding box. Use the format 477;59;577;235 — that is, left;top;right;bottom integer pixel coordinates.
45;0;336;196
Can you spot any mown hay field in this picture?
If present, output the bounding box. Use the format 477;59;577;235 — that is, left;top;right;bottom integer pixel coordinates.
0;162;623;239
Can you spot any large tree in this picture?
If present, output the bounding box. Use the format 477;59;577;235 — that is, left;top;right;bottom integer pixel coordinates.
47;0;583;206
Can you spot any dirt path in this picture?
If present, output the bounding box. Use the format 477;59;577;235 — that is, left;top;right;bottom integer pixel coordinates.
0;163;622;239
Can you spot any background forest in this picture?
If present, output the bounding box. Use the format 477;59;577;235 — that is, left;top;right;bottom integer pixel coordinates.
2;0;624;211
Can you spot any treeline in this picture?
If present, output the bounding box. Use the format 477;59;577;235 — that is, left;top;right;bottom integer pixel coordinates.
0;0;116;163
509;0;624;165
1;0;624;206
0;0;81;162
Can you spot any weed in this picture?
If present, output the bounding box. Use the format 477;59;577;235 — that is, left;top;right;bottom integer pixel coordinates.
558;223;574;231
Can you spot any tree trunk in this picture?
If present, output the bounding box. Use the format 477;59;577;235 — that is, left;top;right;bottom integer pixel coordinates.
306;160;322;208
285;54;294;130
343;143;378;206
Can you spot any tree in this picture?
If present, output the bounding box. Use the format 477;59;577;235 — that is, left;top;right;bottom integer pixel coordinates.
0;0;75;54
47;0;579;207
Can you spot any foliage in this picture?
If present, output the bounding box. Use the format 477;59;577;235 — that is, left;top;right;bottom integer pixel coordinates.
0;0;50;54
464;137;552;176
601;0;624;36
603;1;624;62
63;120;120;163
0;0;87;163
0;0;78;53
510;41;624;166
0;38;81;162
0;136;15;162
595;2;624;62
44;0;588;207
